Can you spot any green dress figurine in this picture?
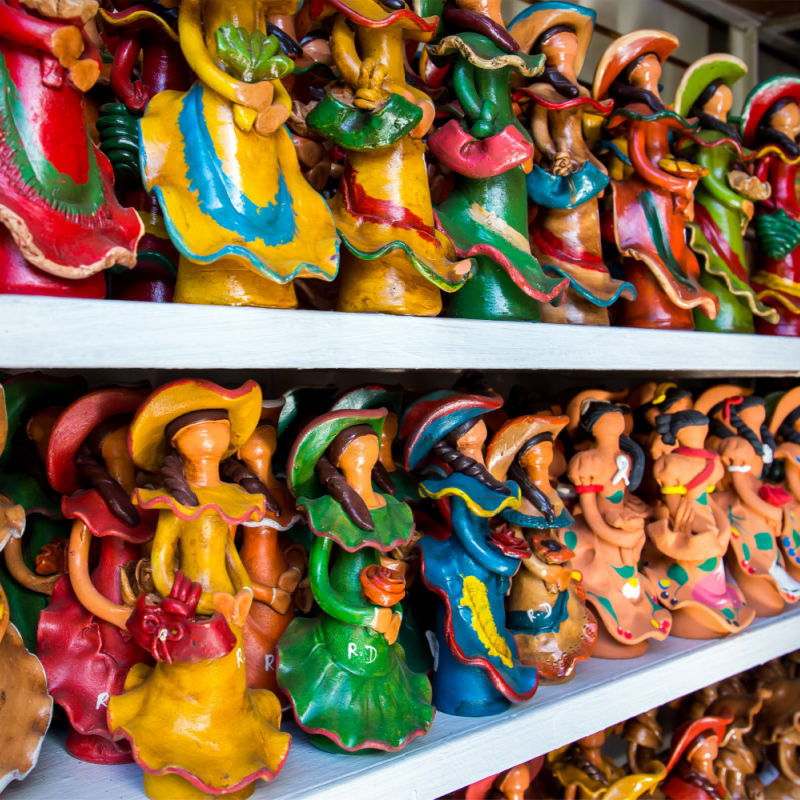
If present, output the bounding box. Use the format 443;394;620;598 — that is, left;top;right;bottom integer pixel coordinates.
673;54;778;333
277;408;434;752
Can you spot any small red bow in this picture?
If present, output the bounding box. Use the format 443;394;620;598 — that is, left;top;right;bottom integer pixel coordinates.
722;396;744;422
759;484;794;507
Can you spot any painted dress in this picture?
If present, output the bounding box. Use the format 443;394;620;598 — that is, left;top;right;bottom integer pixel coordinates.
0;0;142;283
684;131;777;333
418;472;537;716
140;81;339;283
428;32;568;320
37;489;155;762
277;491;433;751
107;485;290;793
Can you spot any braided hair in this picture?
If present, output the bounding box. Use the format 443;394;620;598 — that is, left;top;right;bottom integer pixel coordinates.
75;444;140;527
160;450;200;507
710;396;773;463
507;438;556;523
779;407;800;446
220;457;280;516
608;52;665;114
654;410;708;446
580;401;646;492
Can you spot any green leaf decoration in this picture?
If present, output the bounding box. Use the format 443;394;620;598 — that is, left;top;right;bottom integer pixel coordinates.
214;24;294;83
755;208;800;260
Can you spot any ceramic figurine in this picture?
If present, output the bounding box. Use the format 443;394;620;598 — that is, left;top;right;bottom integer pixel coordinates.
593;30;718;329
673;55;777;334
0;502;52;793
139;0;339;308
426;0;569;321
278;408;434;751
621;709;664;776
508;1;635;325
306;0;473;316
402;391;537;717
37;389;155;764
97;0;194;302
485;413;596;681
696;387;800;616
662;716;732;800
564;399;670;657
220;396;309;694
460;756;544;800
642;408;755;638
0;374;84;653
741;76;800;336
768;387;800;581
546;729;666;799
107;379;290;800
0;0;142;296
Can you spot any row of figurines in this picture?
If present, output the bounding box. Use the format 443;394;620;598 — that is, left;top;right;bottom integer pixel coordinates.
4;0;800;334
446;652;800;800
1;374;800;798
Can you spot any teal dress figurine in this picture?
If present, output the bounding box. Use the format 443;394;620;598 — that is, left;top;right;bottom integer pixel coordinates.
402;391;537;717
277;408;434;752
673;54;778;333
428;0;568;320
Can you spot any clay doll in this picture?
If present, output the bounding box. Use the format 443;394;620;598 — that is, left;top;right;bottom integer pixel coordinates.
0;491;52;793
96;0;193;302
460;756;544;800
219;396;309;694
564;399;671;657
593;30;718;329
306;0;473;315
662;716;732;800
0;374;84;653
696;387;800;616
547;728;666;799
768;386;800;581
508;1;635;325
139;0;339;307
402;391;536;717
37;388;156;764
0;0;142;296
426;0;569;321
107;379;290;800
621;709;665;776
740;76;800;336
278;408;434;751
641;408;755;638
485;413;596;681
673;55;776;334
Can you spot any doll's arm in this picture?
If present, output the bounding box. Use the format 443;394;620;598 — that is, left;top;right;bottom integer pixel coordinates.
330;13;361;91
628;121;693;196
110;35;149;111
3;534;59;595
531;101;557;161
68;520;132;630
151;509;182;601
696;147;747;213
452;59;483;123
225;534;253;594
450;498;518;576
0;0;83;63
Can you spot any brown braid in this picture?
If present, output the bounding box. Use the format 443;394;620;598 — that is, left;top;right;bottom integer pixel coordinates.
75;445;140;527
371;462;396;495
431;439;511;494
160;451;200;507
315;455;375;531
220;457;281;515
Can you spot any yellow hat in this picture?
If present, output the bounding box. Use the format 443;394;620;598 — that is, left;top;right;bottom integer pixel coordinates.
486;414;569;481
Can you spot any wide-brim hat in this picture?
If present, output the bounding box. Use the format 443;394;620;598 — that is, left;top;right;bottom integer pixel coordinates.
592;29;679;103
693;385;754;417
665;716;731;775
486;414;569;482
741;75;800;148
330;384;404;417
258;397;285;429
0;373;85;463
402;391;502;471
566;389;628;436
277;385;337;439
310;0;439;37
508;1;595;74
768;387;800;436
47;388;150;495
129;379;262;472
674;53;747;120
287;408;386;499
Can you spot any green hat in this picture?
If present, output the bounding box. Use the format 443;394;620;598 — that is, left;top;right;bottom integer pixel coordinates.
674;53;747;120
330;384;404;416
287;408;387;500
277;385;337;439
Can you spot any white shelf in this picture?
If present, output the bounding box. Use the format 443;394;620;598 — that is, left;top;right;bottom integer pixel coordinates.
6;604;800;800
0;295;796;374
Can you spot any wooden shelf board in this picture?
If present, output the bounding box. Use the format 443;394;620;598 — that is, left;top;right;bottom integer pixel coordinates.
7;604;800;800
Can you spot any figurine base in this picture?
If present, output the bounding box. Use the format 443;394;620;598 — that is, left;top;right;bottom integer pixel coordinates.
667;608;736;640
174;256;298;308
617;259;694;330
693;272;754;334
590;622;649;659
66;729;133;764
336;249;442;316
540;289;609;326
307;733;383;755
143;772;255;799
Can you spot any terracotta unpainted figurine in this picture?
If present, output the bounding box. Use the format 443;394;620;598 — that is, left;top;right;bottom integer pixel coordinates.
662;716;732;800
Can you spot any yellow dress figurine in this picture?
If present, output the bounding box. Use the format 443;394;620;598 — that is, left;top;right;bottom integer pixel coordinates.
139;0;340;307
107;379;291;800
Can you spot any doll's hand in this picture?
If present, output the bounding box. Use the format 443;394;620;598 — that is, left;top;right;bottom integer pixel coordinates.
370;606;402;644
51;25;84;68
277;565;303;594
354;58;390;112
125;79;151;114
67;58;100;93
213;588;253;627
674;494;695;533
234;80;274;111
552;151;573;177
255;101;291;135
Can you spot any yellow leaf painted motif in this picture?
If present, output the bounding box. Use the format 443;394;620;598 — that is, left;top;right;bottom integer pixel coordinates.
459;575;513;668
